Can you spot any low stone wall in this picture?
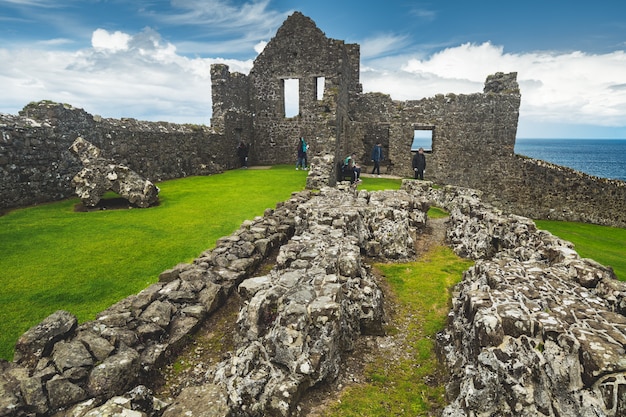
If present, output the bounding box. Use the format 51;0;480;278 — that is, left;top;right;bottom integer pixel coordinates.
0;184;429;416
3;177;626;416
409;181;626;417
493;156;626;228
1;190;306;416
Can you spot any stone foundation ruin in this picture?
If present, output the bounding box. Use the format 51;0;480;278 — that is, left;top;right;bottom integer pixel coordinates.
3;182;626;416
69;137;159;208
1;9;626;417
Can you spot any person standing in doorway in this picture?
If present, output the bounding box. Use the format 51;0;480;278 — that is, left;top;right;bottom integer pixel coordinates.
412;147;426;180
237;141;249;168
370;142;384;176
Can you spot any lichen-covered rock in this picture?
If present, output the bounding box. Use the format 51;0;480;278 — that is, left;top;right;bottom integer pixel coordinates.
46;375;88;411
0;361;28;416
69;137;159;208
87;346;140;398
423;183;626;417
161;384;228;417
210;186;420;415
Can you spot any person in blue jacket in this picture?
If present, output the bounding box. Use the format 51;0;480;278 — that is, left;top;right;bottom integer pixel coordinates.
370;142;384;175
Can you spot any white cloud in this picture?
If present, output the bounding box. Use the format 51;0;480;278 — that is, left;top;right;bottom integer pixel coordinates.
91;29;131;52
0;27;253;124
154;0;285;38
360;33;411;59
254;41;267;54
36;38;74;46
1;0;58;6
410;7;437;21
1;27;625;138
361;42;626;136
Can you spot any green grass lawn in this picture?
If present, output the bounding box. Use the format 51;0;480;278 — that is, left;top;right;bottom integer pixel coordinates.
535;220;626;281
1;169;624;367
0;165;308;360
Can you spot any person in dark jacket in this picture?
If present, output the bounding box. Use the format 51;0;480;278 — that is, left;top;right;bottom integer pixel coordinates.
412;147;426;180
370;143;384;175
296;137;308;170
237;141;249;168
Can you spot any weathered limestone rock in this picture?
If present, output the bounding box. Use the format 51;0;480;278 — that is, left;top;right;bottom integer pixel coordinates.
418;181;626;417
52;340;94;381
69;137;159;207
0;361;29;416
5;179;626;417
208;186;424;416
46;375;88;411
87;346;140;397
161;384;229;417
14;309;77;369
20;375;48;415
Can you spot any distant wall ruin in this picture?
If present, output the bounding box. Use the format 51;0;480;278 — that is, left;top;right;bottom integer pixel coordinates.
1;11;626;228
0;102;232;209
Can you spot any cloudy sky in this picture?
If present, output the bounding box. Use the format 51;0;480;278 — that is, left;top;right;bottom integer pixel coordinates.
1;0;625;138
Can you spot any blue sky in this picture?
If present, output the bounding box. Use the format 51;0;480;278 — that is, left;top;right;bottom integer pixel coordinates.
1;0;625;138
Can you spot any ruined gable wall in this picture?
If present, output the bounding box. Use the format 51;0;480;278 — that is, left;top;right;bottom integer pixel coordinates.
247;12;359;167
0;101;236;211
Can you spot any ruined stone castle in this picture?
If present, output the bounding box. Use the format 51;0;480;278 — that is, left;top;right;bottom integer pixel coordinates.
1;12;624;227
2;11;626;417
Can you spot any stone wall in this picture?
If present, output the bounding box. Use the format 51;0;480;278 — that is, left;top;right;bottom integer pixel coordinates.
3;181;626;416
345;71;626;228
401;181;626;417
0;101;236;210
489;156;626;227
3;13;626;228
0;185;430;416
348;72;520;182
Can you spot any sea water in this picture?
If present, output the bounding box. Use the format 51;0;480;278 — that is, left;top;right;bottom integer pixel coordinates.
515;139;626;181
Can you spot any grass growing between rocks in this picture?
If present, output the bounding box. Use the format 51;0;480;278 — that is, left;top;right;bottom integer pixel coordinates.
322;245;474;416
358;177;402;191
0;165;307;361
535;220;626;281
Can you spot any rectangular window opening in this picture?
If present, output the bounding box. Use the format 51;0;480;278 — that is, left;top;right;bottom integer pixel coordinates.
315;77;325;101
284;78;299;118
412;128;433;152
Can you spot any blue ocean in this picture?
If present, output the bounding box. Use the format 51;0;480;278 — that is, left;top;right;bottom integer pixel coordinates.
514;139;626;182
